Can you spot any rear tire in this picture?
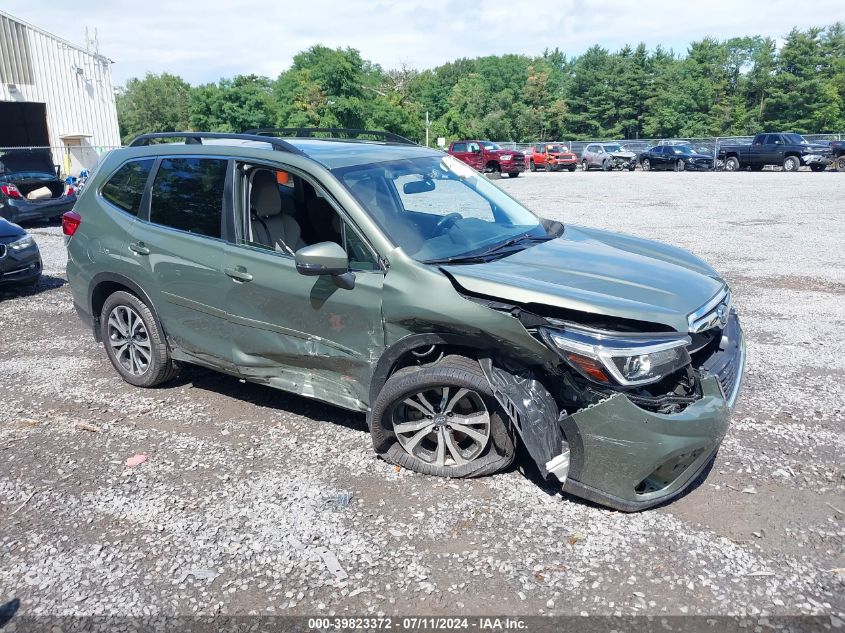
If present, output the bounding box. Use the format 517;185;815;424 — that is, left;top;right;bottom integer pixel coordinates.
508;172;520;178
568;166;576;172
810;164;827;172
529;159;536;172
783;156;800;172
582;159;589;171
100;291;177;388
675;159;685;172
369;355;515;478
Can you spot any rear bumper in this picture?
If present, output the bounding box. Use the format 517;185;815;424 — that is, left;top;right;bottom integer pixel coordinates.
0;195;76;223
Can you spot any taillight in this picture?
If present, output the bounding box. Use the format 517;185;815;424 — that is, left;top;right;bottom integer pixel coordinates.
62;210;82;236
64;184;77;196
0;184;22;199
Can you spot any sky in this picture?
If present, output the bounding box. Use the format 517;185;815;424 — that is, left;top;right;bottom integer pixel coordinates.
3;0;844;86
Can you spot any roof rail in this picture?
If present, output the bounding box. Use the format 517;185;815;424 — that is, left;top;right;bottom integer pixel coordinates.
126;132;305;155
245;127;417;146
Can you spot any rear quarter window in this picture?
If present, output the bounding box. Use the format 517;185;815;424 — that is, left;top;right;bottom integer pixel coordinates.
101;159;154;216
149;157;228;239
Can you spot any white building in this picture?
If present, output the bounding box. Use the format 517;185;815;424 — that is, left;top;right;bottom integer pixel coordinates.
0;10;121;175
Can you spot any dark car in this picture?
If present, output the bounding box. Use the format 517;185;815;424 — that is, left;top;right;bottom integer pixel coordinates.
831;140;845;172
640;145;713;171
0;216;42;289
719;133;832;172
0;149;78;224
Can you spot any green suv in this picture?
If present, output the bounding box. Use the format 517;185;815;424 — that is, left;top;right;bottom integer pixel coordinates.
64;128;744;511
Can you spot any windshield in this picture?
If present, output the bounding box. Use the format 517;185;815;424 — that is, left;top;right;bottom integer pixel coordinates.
480;141;501;150
602;144;622;152
782;133;809;145
334;154;556;263
670;146;694;155
546;144;568;153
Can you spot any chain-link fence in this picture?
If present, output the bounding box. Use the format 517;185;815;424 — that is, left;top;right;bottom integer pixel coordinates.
0;144;122;178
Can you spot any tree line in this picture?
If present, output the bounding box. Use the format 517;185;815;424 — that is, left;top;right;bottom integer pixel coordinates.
116;23;845;145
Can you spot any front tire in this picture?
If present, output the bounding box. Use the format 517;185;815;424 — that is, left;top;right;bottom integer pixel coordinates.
641;159;651;171
508;171;520;178
783;156;800;172
100;291;177;387
529;159;536;172
810;164;827;172
836;156;845;172
724;156;740;171
369;355;515;478
675;159;686;172
582;159;589;171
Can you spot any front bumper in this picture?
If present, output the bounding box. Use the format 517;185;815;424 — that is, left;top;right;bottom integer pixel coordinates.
0;245;42;286
801;154;832;166
558;316;745;511
0;195;77;223
499;159;526;173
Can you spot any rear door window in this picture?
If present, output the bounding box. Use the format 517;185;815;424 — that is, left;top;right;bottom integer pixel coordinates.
149;157;228;239
101;159;154;216
451;142;467;152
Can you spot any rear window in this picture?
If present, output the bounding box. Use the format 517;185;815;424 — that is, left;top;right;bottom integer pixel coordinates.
101;159;154;216
149;157;228;239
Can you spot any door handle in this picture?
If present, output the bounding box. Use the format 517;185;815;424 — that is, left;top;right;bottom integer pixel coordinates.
129;241;150;255
224;266;253;282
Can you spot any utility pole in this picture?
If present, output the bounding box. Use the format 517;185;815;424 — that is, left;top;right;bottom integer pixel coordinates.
425;111;430;147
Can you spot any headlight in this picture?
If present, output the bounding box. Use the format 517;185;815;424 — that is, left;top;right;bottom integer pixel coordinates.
8;235;36;251
500;155;513;161
540;326;691;387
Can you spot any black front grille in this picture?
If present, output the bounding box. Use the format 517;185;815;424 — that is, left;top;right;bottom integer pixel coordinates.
0;244;6;259
699;311;742;400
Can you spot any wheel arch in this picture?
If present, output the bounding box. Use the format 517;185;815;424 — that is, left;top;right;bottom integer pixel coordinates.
369;332;502;405
88;273;166;344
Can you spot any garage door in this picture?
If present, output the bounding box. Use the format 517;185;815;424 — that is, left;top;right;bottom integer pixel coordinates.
0;101;50;147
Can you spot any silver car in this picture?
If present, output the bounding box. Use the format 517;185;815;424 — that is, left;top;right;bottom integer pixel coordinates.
581;143;637;171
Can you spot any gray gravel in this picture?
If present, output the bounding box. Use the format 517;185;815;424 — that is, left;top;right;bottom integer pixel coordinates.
1;171;843;618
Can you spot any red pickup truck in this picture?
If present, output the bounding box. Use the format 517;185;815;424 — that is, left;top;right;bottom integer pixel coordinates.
447;140;526;178
527;143;578;172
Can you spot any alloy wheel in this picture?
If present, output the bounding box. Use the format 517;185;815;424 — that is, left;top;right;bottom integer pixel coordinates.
642;159;650;171
107;305;151;376
392;386;491;467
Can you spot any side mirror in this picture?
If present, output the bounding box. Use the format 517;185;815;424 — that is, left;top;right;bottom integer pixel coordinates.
295;241;355;289
403;178;435;195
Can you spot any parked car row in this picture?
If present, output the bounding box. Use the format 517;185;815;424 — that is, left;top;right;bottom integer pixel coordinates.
447;132;842;175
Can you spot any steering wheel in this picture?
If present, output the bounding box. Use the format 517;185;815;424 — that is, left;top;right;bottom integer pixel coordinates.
433;212;462;236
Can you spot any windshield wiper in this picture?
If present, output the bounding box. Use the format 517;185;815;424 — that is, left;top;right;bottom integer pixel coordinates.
424;233;556;265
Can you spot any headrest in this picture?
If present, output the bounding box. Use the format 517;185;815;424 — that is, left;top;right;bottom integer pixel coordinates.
251;169;281;218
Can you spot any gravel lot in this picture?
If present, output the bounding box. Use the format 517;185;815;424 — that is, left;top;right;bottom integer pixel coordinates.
1;171;843;621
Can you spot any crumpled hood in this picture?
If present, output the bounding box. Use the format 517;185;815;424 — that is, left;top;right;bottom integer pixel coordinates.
609;151;636;160
444;225;725;332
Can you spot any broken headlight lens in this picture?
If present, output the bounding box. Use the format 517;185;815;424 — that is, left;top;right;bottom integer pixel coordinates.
540;326;691;387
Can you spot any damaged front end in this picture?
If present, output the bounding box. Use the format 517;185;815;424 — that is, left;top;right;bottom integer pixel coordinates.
609;152;637;170
476;293;745;512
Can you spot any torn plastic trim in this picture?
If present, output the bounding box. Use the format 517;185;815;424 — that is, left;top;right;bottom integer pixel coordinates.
478;358;570;481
